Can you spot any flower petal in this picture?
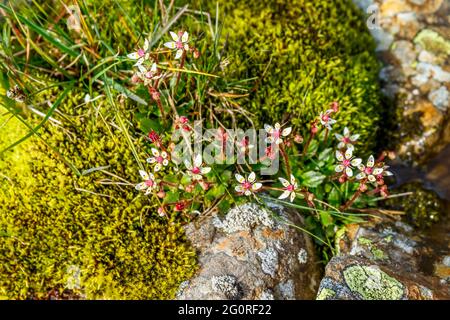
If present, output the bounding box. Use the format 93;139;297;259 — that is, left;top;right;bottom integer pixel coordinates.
244;190;252;196
135;182;146;190
282;127;292;137
139;170;149;180
127;52;139;59
367;155;374;168
184;159;193;170
151;148;159;157
264;124;273;134
170;31;179;42
161;151;168;158
351;158;362;167
337;142;345;149
290;191;296;202
335;164;345;172
335;133;343;141
373;168;383;175
356;172;366;180
193;154;202;167
252;182;262;191
181;31;189;43
235;174;245;183
154;163;162;172
345;148;353;159
235;185;243;193
350;134;360;141
248;172;256;183
278;190;291;200
383;170;393;176
336;150;344;161
279;177;290;187
144;188;152;195
201;167;211;174
147;157;156;164
143;39;150;51
343;127;349;137
345;167;353;177
368;175;376;182
175;49;183;59
164;41;176;49
290;174;296;186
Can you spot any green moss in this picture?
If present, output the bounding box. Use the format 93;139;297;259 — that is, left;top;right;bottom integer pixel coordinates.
316;287;336;300
414;29;450;56
0;88;196;299
385;182;443;228
188;0;381;152
343;265;404;300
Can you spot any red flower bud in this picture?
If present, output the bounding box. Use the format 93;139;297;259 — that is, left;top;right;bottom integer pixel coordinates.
339;175;347;184
330;101;339;113
174;202;185;211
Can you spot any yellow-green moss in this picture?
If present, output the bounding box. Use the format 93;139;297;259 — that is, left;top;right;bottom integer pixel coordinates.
0;87;196;299
187;0;381;151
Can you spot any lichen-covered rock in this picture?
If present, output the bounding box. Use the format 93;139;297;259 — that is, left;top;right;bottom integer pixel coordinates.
176;203;321;300
317;220;450;300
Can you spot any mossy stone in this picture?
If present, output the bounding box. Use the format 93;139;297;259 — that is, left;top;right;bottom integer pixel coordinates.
0;87;196;299
187;0;382;152
343;265;405;300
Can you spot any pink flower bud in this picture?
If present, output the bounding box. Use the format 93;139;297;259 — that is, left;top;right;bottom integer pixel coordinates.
193;48;200;59
330;101;339;113
339;175;347;184
311;125;318;135
294;134;304;143
157;190;166;198
157;207;165;216
359;183;368;192
200;181;210;191
131;74;140;83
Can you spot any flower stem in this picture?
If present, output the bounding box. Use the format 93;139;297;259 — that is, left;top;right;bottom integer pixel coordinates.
280;143;291;178
341;189;362;211
302;134;314;156
176;51;186;87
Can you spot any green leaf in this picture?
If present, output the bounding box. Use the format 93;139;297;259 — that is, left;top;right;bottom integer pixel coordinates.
320;211;333;227
318;147;333;161
164;191;180;204
301;170;326;188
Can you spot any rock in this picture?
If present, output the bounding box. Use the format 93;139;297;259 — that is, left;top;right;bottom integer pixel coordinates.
394;12;421;39
381;0;412;17
408;0;444;14
414;29;450;56
392;40;417;75
316;221;450;300
428;86;449;111
405;100;443;128
176;203;321;300
370;28;395;52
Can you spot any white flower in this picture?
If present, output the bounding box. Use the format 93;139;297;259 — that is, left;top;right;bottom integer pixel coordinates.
319;109;337;130
335;127;359;149
164;31;189;59
134;63;161;85
146;148;169;172
135;170;159;195
234;172;262;196
335;148;362;177
356;157;393;182
184;154;211;180
127;38;150;73
264;122;292;145
278;175;298;202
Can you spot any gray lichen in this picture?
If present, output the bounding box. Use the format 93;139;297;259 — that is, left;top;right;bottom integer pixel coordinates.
257;247;279;277
214;203;275;234
211;275;243;300
297;248;308;264
277;279;295;300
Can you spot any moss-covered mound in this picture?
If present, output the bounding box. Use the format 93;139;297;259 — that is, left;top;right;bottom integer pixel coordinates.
0;87;196;299
192;0;381;151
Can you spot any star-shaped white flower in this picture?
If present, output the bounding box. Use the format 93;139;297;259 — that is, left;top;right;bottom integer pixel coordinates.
184;154;211;180
335;127;359;150
264;123;292;145
164;31;189;59
127;39;150;73
278;174;298;202
134;63;161;85
320;109;337;130
234;172;262;196
147;148;169;172
335;148;362;177
135;170;159;195
356;157;393;182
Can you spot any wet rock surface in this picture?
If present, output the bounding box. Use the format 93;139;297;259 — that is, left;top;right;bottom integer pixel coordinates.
176;203;321;300
317;220;450;300
354;0;450;164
